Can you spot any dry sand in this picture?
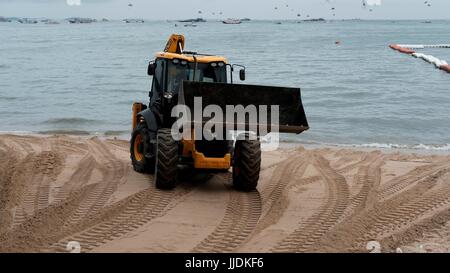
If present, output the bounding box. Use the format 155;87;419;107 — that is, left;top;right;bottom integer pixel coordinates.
1;134;450;253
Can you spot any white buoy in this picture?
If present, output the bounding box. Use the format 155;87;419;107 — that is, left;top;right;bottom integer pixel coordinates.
398;44;450;49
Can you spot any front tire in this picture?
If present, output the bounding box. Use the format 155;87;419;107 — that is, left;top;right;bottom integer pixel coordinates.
130;123;155;174
155;129;178;190
232;139;261;191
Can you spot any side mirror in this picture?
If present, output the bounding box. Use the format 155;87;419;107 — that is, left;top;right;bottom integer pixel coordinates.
239;69;246;81
147;62;156;76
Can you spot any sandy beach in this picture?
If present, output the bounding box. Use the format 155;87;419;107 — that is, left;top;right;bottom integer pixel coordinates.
1;134;450;253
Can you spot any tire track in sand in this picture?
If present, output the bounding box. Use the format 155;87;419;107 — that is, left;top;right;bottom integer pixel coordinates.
337;152;373;174
0;150;22;234
379;203;450;252
2;136;195;252
192;173;262;253
59;138;125;230
339;152;384;221
6;136;36;156
360;170;450;245
316;167;449;252
305;153;383;252
378;162;447;202
52;153;96;203
48;185;192;252
35;151;63;211
14;139;94;228
11;151;63;227
271;154;349;253
252;154;308;235
49;136;89;155
332;151;365;172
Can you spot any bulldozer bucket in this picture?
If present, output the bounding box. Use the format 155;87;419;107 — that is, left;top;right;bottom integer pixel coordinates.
178;81;309;135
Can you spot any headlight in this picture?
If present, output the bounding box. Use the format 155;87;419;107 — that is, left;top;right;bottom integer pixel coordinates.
163;92;173;99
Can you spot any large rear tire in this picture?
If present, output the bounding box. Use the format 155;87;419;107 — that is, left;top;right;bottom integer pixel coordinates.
155;129;178;190
130;123;155;174
232;139;261;191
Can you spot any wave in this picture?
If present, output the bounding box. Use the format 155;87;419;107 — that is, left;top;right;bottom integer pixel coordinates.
37;130;129;137
1;130;129;137
104;130;129;136
0;95;18;101
37;129;92;135
0;131;34;135
348;143;450;151
281;139;450;151
0;111;29;116
1;129;449;151
41;117;99;125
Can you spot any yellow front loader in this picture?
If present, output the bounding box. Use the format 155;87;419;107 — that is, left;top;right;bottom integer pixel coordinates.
130;34;309;191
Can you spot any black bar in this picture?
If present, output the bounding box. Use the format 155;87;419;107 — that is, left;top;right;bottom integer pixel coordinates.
0;253;443;273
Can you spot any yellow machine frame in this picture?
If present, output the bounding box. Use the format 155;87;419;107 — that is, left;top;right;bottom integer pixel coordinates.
154;52;228;64
132;103;144;130
181;131;231;170
157;34;228;64
133;104;231;170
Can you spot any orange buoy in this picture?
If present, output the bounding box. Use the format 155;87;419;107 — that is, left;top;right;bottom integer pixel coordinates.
389;44;399;50
398;47;415;54
389;44;415;54
439;65;450;73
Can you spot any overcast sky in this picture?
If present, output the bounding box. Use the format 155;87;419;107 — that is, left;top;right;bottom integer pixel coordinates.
0;0;449;20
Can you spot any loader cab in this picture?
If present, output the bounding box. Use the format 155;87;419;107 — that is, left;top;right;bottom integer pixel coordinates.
165;59;227;94
147;54;229;104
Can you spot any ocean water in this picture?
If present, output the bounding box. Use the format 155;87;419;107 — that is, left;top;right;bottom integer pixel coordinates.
1;20;450;150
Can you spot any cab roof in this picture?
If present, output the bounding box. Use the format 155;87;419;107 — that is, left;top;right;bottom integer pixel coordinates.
155;52;228;64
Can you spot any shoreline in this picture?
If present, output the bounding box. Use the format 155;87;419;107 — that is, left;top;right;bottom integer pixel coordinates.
1;132;449;155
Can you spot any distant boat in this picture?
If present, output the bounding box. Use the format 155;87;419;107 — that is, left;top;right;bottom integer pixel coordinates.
124;19;144;23
184;22;197;27
67;18;97;24
222;19;242;24
18;18;38;24
0;16;11;23
44;19;60;25
40;18;60;24
4;17;20;23
178;18;206;23
240;18;251;22
302;18;326;22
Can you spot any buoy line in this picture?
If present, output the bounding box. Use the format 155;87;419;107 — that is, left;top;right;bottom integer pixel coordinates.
397;44;450;49
389;44;450;73
412;53;448;68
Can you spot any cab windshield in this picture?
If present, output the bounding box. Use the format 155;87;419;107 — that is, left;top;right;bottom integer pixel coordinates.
166;61;227;94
